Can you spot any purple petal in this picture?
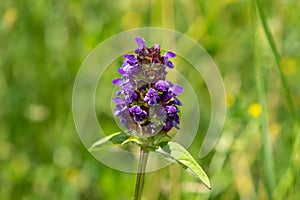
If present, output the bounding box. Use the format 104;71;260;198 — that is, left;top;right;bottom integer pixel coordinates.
135;49;142;54
113;108;121;116
112;78;120;85
116;90;122;96
165;51;176;58
166;61;174;68
112;97;123;104
144;88;159;106
135;36;146;48
169;85;183;95
124;95;133;103
160;92;172;103
124;54;136;61
174;114;180;124
122;64;131;72
165;105;178;114
173;122;180;129
114;104;127;116
171;97;183;106
155;80;170;91
162;119;173;132
118;68;126;75
129;105;147;122
132;92;138;101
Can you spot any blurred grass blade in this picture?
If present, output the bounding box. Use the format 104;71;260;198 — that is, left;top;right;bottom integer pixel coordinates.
89;131;130;152
255;0;296;120
273;125;300;199
252;1;276;198
254;1;300;198
157;142;211;189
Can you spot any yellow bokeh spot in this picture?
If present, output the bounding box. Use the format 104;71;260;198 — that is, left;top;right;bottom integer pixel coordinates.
248;103;262;118
2;7;18;28
63;167;80;184
9;153;30;180
25;104;49;122
270;123;281;142
226;93;235;108
281;57;297;76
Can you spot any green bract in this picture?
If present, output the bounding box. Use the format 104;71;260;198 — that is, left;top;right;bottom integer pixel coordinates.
89;131;211;189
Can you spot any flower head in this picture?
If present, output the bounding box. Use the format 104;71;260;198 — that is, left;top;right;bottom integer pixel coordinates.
113;37;183;137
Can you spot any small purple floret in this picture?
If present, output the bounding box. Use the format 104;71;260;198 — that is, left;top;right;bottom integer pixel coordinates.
155;80;170;91
165;51;176;58
165;105;178;114
129;105;147;122
144;88;160;106
163;51;176;68
165;60;174;68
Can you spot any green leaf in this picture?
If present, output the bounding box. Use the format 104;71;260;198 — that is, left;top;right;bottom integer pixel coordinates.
121;136;143;146
156;142;211;189
89;131;130;152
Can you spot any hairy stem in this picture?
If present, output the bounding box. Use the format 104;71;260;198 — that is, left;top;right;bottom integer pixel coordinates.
134;147;149;200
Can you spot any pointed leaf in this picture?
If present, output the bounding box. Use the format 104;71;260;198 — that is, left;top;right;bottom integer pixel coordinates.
156;142;211;189
89;132;130;152
121;136;143;146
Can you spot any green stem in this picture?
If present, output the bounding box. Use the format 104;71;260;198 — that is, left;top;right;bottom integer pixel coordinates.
134;147;149;200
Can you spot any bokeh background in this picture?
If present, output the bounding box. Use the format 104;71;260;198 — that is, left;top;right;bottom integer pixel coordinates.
1;0;299;199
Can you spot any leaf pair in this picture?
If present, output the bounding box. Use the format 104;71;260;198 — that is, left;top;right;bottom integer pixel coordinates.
89;132;211;190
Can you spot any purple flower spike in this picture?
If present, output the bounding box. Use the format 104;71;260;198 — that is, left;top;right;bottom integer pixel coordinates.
112;37;183;136
144;88;160;106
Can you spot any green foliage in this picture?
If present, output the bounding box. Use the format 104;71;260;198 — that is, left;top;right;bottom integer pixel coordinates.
89;132;130;152
89;133;211;190
157;142;211;190
1;0;300;199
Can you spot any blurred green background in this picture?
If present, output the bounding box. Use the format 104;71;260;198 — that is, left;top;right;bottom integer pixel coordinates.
1;0;299;199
